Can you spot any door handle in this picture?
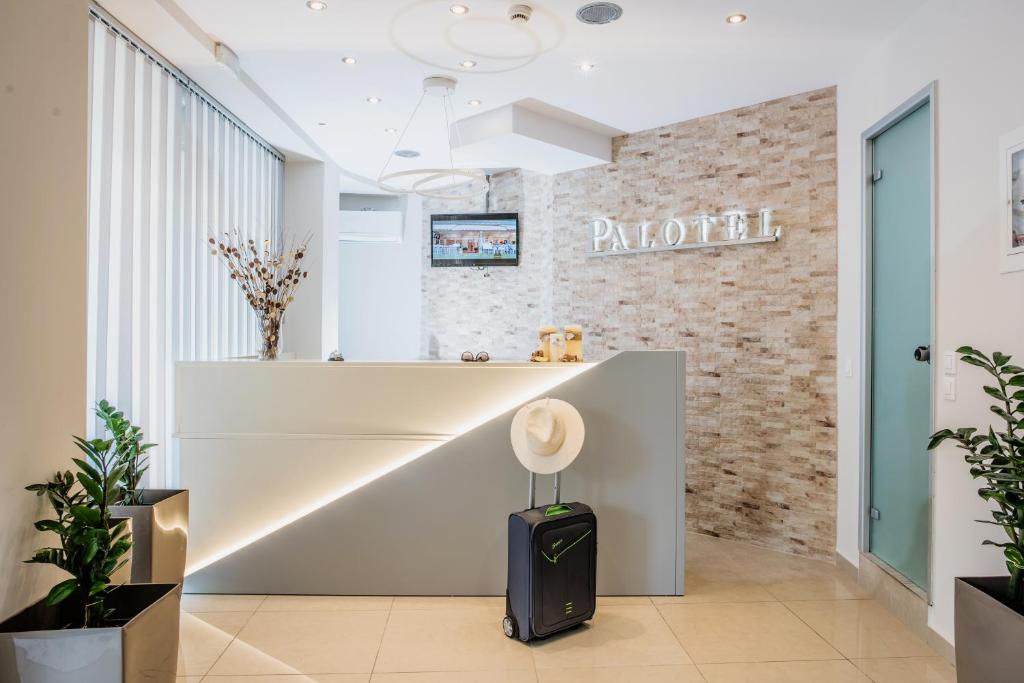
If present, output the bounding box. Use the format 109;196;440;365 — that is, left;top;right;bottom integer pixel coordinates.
914;345;931;363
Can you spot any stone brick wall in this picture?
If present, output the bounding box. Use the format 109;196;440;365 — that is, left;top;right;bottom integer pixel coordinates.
422;87;837;558
421;170;554;361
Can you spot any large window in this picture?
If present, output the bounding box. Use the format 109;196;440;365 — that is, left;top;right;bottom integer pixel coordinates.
87;9;284;484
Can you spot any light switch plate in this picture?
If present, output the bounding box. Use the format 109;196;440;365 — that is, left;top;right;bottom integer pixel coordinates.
844;359;853;378
943;352;956;376
943;376;956;401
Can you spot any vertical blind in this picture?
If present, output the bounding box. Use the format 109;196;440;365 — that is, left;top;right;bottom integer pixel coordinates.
87;10;284;485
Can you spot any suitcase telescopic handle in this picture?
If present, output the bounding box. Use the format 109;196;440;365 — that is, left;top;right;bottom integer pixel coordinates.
528;471;562;509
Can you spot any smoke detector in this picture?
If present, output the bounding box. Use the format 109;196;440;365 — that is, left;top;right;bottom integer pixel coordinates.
508;4;533;24
576;2;623;25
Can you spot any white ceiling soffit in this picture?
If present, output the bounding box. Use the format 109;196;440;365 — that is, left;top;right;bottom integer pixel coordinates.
455;99;623;175
96;0;375;189
103;0;932;190
96;0;315;161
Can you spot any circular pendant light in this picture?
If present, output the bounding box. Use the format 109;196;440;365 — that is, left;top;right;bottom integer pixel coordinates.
377;76;489;201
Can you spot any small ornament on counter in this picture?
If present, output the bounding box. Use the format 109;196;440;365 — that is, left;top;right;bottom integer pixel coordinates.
533;325;558;362
328;350;345;362
549;332;567;363
564;325;583;362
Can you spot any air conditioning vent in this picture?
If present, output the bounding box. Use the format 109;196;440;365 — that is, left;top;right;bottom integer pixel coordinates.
576;2;623;25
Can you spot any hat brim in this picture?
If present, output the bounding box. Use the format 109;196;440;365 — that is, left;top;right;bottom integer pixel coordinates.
510;399;585;474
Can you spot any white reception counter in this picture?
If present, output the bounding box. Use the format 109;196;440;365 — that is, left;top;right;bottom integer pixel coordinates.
176;352;685;596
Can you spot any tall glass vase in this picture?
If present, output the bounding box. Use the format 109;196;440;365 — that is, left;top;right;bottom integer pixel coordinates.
259;314;282;361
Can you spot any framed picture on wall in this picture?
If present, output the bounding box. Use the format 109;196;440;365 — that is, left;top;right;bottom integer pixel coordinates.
999;127;1024;272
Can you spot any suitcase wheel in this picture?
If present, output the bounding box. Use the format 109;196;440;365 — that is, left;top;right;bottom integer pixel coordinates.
502;615;517;639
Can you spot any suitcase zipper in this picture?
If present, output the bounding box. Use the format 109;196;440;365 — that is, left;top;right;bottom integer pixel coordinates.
541;529;592;565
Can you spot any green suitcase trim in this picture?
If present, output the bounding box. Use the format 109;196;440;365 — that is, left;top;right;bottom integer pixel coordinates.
544;504;574;516
541;528;593;565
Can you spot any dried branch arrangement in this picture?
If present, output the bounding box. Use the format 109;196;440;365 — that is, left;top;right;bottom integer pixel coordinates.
209;231;310;360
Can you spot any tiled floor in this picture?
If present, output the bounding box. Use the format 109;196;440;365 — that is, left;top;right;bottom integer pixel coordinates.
177;533;955;682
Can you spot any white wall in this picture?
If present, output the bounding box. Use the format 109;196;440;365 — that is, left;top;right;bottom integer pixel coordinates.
836;0;1024;646
338;196;423;360
0;0;91;619
283;160;341;360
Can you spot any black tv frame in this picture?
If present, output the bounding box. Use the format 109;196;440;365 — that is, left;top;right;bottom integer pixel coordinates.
430;212;520;268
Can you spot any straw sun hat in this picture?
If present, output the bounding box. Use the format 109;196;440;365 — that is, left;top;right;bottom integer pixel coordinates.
510;398;585;474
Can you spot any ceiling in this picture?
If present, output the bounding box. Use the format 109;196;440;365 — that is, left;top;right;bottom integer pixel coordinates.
122;0;929;188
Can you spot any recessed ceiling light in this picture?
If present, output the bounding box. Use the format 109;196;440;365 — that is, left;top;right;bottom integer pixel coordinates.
459;60;477;69
726;13;747;24
318;122;327;126
384;127;399;133
341;56;357;65
366;96;381;104
467;99;482;106
450;3;469;14
578;62;596;72
394;149;421;158
306;0;327;10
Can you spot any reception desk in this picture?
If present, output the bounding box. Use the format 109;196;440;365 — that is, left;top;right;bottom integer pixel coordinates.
176;351;685;595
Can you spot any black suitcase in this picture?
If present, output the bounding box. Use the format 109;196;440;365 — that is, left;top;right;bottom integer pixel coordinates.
503;472;597;642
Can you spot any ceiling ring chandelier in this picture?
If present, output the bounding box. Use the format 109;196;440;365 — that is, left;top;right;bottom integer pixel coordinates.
442;18;543;63
377;75;489;201
387;0;564;75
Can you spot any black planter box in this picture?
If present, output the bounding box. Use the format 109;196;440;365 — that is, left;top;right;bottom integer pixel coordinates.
955;576;1024;683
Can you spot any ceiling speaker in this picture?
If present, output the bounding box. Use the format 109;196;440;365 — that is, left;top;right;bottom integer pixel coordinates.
576;2;623;25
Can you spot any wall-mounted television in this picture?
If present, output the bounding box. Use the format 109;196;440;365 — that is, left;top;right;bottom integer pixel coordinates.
430;213;519;267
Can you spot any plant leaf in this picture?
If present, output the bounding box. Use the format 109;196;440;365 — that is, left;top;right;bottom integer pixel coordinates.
44;579;79;606
76;472;104;503
70;505;100;526
72;457;103;484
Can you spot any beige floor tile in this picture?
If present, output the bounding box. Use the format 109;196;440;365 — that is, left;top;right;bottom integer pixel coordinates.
785;600;937;659
657;602;841;664
684;541;748;582
597;596;654;606
374;606;533;672
371;672;537;683
391;596;505;610
683;563;748;586
259;595;394;611
851;657;957;682
763;576;867;601
698;660;870;682
176;678;203;683
728;555;840;584
209;610;389;675
180;593;266;612
537;664;704;682
653;576;776;604
200;676;369;682
530;604;692;670
176;611;251;676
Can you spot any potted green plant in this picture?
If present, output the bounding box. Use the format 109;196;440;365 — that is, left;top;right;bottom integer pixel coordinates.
928;346;1024;682
102;400;189;585
0;435;180;682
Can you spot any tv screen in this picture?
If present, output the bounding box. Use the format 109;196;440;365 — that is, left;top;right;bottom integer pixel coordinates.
431;213;519;267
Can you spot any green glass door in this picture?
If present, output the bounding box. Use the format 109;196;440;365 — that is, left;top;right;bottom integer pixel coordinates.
868;101;932;590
